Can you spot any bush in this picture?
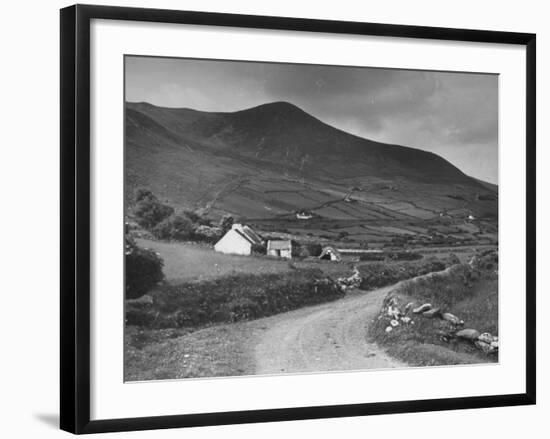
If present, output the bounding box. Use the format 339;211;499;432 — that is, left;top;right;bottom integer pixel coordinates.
193;225;223;243
126;269;344;329
297;243;323;258
125;237;164;299
153;214;195;241
133;188;174;230
219;215;234;234
357;257;450;290
183;209;211;226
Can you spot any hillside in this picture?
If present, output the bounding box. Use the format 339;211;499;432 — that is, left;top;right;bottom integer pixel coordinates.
125;101;498;225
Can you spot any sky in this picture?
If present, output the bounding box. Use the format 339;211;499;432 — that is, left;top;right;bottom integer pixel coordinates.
125;56;498;184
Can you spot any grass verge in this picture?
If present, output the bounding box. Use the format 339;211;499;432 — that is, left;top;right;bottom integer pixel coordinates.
368;255;498;366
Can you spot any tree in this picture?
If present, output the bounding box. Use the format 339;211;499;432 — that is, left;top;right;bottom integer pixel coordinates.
125;236;164;299
132;188;174;229
153;214;195;241
219;215;234;234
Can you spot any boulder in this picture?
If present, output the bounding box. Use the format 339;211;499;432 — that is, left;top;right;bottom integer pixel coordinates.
456;328;480;340
413;303;432;314
387;305;400;319
442;312;463;325
478;332;493;344
475;340;495;354
422;307;441;318
385;326;393;333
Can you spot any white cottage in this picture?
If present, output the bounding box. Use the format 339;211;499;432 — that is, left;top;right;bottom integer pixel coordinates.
214;224;263;256
267;240;293;259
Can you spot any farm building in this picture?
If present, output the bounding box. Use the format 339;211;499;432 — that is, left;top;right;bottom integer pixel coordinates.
319;246;342;261
296;210;313;220
214;224;263;256
267;240;293;259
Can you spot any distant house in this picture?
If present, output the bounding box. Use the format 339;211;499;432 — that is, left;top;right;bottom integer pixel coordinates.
296;210;313;220
267;240;293;259
214;224;263;256
319;246;342;262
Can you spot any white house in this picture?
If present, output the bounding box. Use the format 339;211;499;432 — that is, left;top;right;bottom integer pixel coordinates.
214;224;263;256
267;240;293;259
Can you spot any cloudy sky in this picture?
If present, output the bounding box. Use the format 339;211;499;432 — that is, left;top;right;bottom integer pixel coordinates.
126;56;498;183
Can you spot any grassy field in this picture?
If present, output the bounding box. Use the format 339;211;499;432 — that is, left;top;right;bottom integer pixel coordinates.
135;238;356;283
136;238;293;283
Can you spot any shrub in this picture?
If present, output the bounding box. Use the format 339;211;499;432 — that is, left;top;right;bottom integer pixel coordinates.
133;188;174;230
153;214;194;241
194;225;223;243
126;269;344;329
298;243;323;258
251;243;266;255
183;209;211;226
125;237;164;299
219;215;234;234
357;257;449;290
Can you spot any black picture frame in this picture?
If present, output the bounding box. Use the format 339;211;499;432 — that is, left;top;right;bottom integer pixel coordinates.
60;4;536;434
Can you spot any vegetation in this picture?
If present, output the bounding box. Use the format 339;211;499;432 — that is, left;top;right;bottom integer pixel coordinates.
132;188;223;243
153;214;195;241
368;251;498;366
133;188;174;229
357;255;458;291
125;236;164;299
126;269;344;329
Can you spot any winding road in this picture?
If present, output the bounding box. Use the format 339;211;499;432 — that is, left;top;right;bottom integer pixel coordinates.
253;285;405;374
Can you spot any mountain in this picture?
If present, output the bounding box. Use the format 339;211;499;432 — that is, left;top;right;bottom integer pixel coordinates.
125;101;498;222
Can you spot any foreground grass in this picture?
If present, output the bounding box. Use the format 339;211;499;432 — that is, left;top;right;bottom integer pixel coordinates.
368;261;498;367
125;322;266;381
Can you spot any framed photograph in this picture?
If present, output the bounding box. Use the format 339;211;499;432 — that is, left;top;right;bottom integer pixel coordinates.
60;4;536;434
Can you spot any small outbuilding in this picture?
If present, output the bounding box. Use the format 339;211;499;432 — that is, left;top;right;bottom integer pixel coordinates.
267;240;293;259
319;246;342;262
296;210;313;220
214;224;263;256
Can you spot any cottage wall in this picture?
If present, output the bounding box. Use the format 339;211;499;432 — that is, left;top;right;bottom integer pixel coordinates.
214;230;252;255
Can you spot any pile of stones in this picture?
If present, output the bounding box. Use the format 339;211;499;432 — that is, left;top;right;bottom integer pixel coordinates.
380;298;498;355
337;267;362;291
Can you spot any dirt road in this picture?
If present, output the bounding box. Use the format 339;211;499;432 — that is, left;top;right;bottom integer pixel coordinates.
254;285;405;375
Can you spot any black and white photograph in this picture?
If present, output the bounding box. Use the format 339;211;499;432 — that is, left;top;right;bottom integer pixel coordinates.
124;56;500;381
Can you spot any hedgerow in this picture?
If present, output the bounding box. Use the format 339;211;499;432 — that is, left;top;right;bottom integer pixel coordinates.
126;269;343;328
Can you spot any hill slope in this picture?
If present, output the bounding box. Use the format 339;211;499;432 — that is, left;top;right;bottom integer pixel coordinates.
125;101;498;222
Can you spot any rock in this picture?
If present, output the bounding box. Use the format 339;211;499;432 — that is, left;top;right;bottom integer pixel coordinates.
478;333;493;344
387;305;400;319
456;328;480;340
390;319;399;327
422;307;441;318
413;303;432;314
385;326;393;333
442;312;463;325
475;340;495;354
